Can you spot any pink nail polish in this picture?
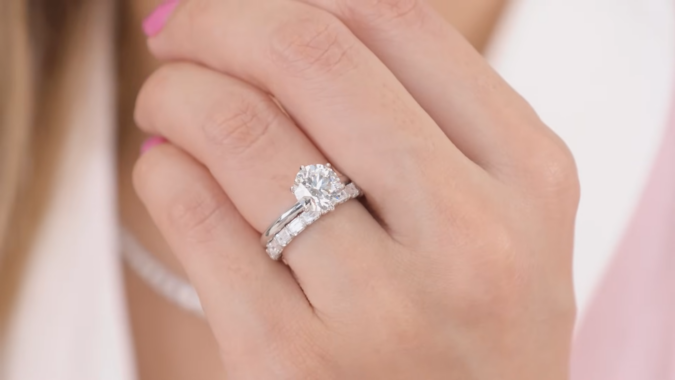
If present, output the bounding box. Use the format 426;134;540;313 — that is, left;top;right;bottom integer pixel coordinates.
140;136;167;154
142;0;179;37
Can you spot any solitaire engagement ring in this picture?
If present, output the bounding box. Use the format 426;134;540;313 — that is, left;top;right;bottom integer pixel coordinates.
262;164;361;260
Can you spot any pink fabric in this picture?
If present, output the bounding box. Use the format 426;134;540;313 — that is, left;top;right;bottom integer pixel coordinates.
571;89;675;379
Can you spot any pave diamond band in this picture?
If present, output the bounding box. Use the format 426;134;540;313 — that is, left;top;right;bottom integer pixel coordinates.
262;164;361;261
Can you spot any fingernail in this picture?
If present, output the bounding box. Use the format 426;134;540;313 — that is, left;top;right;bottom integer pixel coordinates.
140;136;167;154
142;0;179;37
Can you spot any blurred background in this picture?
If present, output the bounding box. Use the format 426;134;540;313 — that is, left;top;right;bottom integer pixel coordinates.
0;0;673;379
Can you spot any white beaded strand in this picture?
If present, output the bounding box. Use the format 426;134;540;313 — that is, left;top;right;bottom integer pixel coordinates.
120;228;204;317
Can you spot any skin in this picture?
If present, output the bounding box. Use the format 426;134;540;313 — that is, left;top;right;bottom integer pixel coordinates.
118;0;576;379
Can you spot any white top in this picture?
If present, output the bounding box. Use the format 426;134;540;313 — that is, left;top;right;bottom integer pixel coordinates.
2;0;673;379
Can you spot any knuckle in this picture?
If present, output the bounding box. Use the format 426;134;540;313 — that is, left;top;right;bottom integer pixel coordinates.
166;184;229;243
451;224;528;315
268;14;358;79
452;218;576;327
483;240;526;301
201;95;276;157
532;140;580;203
338;0;426;27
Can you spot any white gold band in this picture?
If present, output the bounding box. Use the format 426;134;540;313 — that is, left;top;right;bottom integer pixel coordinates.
260;197;313;247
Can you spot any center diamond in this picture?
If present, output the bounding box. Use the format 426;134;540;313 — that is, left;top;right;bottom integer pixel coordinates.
292;164;345;212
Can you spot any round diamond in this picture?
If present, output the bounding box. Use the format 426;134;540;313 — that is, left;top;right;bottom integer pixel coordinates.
293;164;344;212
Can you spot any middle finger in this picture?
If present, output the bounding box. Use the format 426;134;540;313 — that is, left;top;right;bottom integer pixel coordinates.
147;0;486;242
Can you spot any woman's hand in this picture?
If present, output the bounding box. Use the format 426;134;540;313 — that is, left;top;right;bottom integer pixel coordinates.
132;0;579;378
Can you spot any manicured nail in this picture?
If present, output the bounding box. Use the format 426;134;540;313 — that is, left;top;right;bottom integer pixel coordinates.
142;0;179;37
140;136;167;154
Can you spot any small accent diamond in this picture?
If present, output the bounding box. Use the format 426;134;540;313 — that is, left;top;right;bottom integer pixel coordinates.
344;183;359;198
300;211;320;225
266;240;283;260
334;190;347;204
275;229;292;246
287;218;305;236
267;248;282;261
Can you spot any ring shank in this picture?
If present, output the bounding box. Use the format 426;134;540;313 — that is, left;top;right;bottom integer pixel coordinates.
260;198;312;246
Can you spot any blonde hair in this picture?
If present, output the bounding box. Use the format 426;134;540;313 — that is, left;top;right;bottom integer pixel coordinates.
0;0;89;330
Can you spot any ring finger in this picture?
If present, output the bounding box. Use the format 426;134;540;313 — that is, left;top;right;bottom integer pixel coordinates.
132;142;315;371
135;63;392;310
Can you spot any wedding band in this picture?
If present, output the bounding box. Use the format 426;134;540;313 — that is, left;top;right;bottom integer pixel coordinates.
260;198;312;247
262;164;361;260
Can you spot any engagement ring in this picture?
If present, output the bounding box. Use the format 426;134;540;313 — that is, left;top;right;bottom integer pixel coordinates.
262;164;361;260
